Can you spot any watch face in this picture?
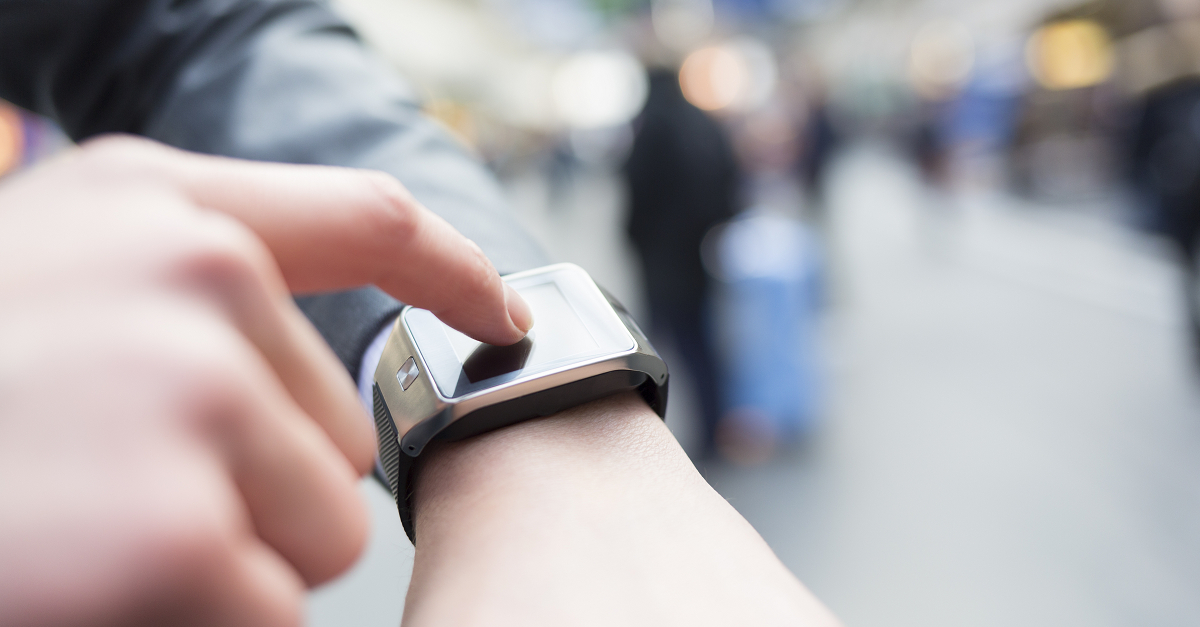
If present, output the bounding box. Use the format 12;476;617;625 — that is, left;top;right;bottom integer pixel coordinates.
403;264;636;398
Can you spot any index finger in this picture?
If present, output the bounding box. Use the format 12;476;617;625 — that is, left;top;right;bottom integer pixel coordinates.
108;137;533;346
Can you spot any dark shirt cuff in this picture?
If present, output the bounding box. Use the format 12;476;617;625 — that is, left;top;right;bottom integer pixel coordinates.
296;286;403;382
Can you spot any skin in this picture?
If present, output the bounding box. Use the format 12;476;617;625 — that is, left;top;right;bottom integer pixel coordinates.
403;393;841;627
0;136;841;626
0;135;526;626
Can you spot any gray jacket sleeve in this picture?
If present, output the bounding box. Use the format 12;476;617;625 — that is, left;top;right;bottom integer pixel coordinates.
0;0;547;379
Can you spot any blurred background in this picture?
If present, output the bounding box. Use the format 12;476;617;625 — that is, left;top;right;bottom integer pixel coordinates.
7;0;1200;624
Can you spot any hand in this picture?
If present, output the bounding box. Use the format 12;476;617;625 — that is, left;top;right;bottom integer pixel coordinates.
403;393;842;627
0;136;529;627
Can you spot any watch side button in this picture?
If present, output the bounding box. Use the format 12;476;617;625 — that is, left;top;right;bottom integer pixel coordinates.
396;357;420;390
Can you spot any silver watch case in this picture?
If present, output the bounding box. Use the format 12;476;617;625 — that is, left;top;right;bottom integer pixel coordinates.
371;264;668;541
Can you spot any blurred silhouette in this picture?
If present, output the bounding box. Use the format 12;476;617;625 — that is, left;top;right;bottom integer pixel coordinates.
709;208;823;464
798;98;838;210
1129;77;1200;358
624;68;739;458
911;99;953;190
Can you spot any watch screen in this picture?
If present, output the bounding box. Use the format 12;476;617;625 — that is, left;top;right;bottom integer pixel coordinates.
403;264;635;398
447;283;598;382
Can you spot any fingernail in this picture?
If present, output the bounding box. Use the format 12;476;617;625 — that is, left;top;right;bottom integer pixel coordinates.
505;283;534;335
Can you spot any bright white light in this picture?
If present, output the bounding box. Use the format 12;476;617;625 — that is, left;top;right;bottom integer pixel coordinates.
652;0;714;51
552;51;649;129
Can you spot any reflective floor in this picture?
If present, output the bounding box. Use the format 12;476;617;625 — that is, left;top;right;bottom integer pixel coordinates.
309;144;1200;626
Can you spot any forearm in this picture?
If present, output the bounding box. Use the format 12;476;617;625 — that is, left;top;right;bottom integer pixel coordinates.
135;0;547;369
403;392;840;627
133;0;547;274
410;393;696;553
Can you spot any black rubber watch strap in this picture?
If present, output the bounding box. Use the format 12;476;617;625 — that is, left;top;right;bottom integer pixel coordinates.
373;383;418;541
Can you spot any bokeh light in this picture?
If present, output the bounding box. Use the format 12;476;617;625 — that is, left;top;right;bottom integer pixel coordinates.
1025;19;1114;91
423;99;477;147
908;20;975;99
0;104;22;176
552;50;648;129
681;45;743;111
679;39;777;112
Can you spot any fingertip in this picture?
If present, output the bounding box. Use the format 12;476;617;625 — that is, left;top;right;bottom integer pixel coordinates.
504;283;534;336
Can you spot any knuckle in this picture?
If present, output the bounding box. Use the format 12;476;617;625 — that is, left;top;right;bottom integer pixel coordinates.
182;344;258;433
135;499;238;588
184;343;246;401
187;239;257;290
360;170;420;244
140;315;259;434
159;525;227;578
77;134;169;174
462;241;499;292
312;495;371;585
169;216;273;295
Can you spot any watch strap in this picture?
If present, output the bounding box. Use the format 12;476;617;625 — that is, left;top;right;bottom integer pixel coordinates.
372;277;669;545
373;382;418;541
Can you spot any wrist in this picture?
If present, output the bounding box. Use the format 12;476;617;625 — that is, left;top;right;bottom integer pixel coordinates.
401;392;838;627
404;392;693;621
411;392;692;545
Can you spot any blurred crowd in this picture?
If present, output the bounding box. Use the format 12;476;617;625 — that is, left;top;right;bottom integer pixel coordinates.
6;0;1200;463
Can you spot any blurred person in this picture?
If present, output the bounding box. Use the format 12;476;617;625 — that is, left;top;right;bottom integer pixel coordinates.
624;68;740;460
715;90;829;462
734;101;803;179
710;207;825;464
798;96;839;212
1128;76;1200;359
911;99;954;190
0;2;841;626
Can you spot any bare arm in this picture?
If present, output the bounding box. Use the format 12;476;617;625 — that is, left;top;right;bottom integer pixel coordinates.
403;394;841;627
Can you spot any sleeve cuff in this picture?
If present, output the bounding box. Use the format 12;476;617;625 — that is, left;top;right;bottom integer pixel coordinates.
357;320;395;411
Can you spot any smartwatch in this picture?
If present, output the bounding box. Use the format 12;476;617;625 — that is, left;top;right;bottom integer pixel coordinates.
371;263;668;541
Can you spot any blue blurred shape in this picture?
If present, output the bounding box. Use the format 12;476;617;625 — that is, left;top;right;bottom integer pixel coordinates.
713;0;836;20
712;208;823;441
